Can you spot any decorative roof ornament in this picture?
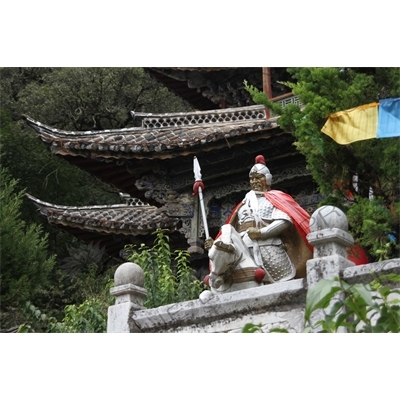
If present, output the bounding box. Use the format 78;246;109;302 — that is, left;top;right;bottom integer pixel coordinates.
249;155;272;186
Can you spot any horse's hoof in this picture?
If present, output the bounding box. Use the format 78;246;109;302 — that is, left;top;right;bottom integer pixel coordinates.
199;290;213;303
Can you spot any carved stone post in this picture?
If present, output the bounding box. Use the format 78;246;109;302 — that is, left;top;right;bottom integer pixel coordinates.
306;206;355;331
107;262;147;333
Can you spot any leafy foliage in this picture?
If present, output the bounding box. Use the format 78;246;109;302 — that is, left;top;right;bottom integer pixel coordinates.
17;302;62;333
346;197;399;260
59;297;111;333
305;274;400;333
18;289;113;333
125;229;206;308
17;264;115;333
0;167;56;328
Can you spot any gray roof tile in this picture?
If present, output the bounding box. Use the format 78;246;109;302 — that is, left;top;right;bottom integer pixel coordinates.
26;194;179;236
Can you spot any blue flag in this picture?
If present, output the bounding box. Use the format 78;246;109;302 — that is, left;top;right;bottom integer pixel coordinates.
377;97;400;138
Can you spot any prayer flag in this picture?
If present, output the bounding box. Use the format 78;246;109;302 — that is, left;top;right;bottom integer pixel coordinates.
321;98;400;144
377;97;400;138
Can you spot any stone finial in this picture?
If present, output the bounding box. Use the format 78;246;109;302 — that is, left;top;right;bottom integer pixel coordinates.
107;262;148;333
307;206;354;259
110;262;147;307
309;205;348;233
114;262;145;287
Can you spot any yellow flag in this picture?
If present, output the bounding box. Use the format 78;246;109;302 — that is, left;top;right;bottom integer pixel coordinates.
321;102;379;145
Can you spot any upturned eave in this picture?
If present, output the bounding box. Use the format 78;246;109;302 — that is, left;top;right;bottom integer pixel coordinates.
26;193;179;237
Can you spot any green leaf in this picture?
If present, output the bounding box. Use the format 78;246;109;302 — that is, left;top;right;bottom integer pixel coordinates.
269;328;289;333
335;310;358;332
305;279;342;321
379;273;400;283
242;323;262;333
348;283;374;307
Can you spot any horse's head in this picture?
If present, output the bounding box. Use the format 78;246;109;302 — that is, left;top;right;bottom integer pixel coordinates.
208;241;236;289
207;224;265;293
208;226;237;289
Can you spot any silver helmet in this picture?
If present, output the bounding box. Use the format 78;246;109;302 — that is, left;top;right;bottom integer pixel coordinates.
249;155;272;186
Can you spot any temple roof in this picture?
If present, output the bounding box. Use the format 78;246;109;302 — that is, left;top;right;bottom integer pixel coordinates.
22;105;278;160
22;105;288;198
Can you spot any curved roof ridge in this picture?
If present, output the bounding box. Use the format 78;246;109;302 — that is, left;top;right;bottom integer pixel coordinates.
21;115;144;138
25;193;179;236
22;113;280;159
25;193;154;210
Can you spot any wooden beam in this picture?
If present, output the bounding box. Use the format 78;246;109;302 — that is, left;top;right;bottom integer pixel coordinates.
262;67;273;119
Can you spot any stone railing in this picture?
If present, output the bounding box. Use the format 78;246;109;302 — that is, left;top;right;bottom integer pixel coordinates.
107;205;400;333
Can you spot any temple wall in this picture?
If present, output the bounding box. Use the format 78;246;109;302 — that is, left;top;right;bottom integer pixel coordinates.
107;206;400;333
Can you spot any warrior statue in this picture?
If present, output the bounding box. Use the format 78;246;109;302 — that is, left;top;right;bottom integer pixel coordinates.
204;155;313;287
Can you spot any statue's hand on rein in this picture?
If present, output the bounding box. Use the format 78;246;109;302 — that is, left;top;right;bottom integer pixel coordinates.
247;227;261;240
204;237;214;250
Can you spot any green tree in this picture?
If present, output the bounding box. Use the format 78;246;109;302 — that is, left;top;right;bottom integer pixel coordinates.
0;167;56;329
245;67;400;260
1;67;192;130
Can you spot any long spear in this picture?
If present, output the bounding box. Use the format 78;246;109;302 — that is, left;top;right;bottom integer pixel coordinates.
193;156;210;239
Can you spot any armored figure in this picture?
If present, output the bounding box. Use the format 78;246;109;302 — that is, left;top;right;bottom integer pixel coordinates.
237;189;296;282
205;155;313;284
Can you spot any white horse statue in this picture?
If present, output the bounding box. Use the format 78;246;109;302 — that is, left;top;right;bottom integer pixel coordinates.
207;224;265;294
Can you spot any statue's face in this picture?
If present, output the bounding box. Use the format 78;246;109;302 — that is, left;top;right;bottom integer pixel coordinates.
250;173;268;192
